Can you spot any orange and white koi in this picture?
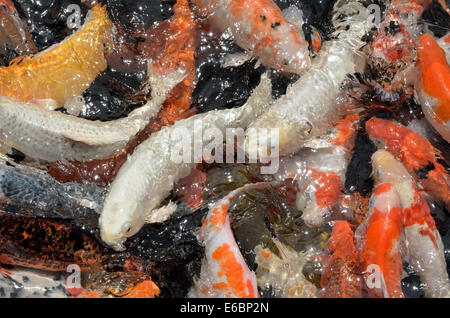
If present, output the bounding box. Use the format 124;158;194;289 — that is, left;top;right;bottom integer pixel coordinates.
189;183;272;298
274;114;359;227
100;74;272;251
321;220;363;298
366;117;450;208
0;67;186;162
245;0;370;157
191;0;310;74
372;150;450;298
356;182;405;298
415;33;450;143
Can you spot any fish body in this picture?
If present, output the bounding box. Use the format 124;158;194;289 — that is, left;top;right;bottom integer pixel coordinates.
0;161;103;223
321;220;362;298
357;182;405;298
366;117;450;208
189;184;268;298
372;150;450;298
0;68;185;162
99;74;273;251
274;114;359;226
0;4;113;107
245;0;369;157
415;33;450;143
191;0;310;74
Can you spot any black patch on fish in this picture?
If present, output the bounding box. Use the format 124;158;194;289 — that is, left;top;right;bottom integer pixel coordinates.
271;21;281;29
388;21;402;35
7;148;25;163
415;162;435;180
260;15;267;22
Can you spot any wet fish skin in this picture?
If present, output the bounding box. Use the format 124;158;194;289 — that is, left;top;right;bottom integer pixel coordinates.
0;161;104;224
0;69;186;162
245;0;370;158
100;74;273;251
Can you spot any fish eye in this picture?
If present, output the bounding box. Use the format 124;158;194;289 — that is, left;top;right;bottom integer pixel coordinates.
121;222;132;234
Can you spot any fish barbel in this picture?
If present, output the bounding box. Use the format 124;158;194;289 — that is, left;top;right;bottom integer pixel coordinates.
372;150;450;298
0;67;186;162
245;0;370;158
191;0;310;74
99;73;273;251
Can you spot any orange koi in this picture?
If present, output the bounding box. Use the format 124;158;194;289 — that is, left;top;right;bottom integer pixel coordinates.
366;117;450;209
321;221;363;298
357;183;405;298
191;0;310;74
415;33;450;142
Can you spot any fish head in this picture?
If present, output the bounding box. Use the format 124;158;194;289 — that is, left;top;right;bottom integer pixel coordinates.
99;201;145;251
266;24;311;74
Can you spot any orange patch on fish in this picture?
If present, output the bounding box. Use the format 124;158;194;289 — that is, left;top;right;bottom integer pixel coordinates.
403;189;439;250
209;203;230;231
0;0;14;12
260;250;271;259
321;221;362;298
361;184;404;298
123;280;160;298
417;34;450;123
309;169;343;208
332;114;359;150
211;243;255;298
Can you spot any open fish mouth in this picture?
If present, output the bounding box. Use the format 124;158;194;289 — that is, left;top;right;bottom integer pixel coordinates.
0;0;449;300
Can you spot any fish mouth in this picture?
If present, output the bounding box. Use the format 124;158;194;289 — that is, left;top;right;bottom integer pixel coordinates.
100;232;126;251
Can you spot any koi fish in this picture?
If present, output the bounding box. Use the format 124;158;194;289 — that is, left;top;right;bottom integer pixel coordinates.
0;67;186;162
0;4;113;108
245;0;370;157
255;239;317;298
99;73;272;251
321;220;362;298
189;183;273;298
0;159;104;222
274;114;359;227
356;182;405;298
47;0;198;186
191;0;310;74
372;150;450;298
365;117;450;209
415;33;450;143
